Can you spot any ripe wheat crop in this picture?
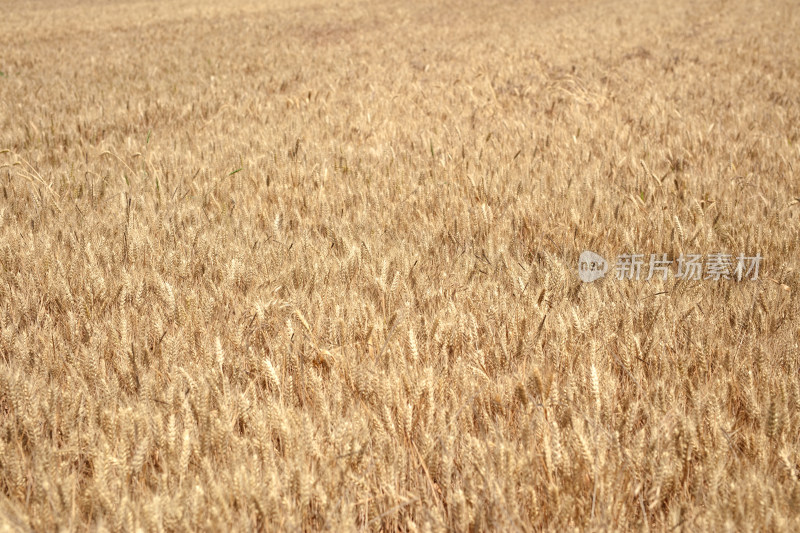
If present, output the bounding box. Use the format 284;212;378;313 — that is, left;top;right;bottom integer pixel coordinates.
1;0;799;531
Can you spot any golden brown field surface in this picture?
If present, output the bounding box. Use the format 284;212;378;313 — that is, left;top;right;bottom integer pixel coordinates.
1;0;799;530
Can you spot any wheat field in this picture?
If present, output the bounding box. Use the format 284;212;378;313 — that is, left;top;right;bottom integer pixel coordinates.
1;0;799;531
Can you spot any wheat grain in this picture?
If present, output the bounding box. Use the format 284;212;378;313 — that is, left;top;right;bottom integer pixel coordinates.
0;0;798;530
